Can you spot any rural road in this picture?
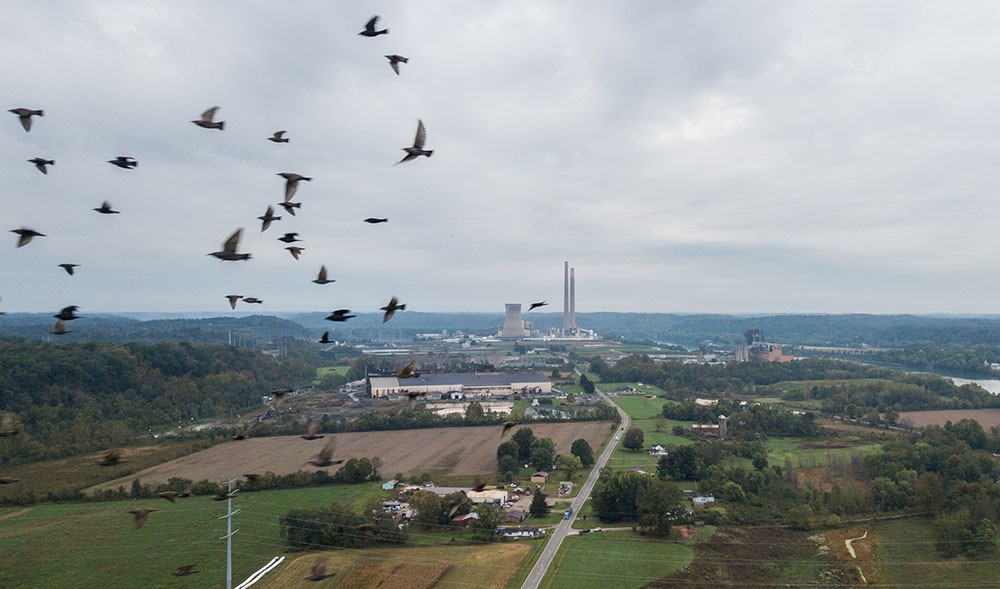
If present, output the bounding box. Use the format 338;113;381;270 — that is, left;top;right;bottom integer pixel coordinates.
520;384;629;589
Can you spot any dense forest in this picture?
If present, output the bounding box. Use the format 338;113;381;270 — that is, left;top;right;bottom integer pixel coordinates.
0;340;320;463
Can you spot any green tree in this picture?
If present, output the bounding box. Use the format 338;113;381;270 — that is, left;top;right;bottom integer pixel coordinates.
529;489;550;518
498;454;520;477
637;479;685;537
659;445;702;480
530;438;556;470
622;427;644;451
556;454;583;479
465;401;486;422
410;490;448;531
719;481;746;503
786;505;815;531
497;440;519;464
571;438;595;467
592;471;653;522
469;503;502;542
580;373;595;394
512;427;536;461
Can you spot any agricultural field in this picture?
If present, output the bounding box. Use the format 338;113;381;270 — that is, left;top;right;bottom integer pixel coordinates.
899;408;1000;429
0;439;218;502
0;483;388;589
88;422;613;493
649;526;853;587
869;517;1000;586
606;396;693;472
763;437;882;468
260;543;533;589
540;531;696;589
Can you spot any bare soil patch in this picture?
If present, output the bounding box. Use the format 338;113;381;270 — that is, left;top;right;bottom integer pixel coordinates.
86;422;611;492
899;408;1000;429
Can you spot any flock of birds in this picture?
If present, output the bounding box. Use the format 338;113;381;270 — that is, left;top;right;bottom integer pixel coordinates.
3;12;555;581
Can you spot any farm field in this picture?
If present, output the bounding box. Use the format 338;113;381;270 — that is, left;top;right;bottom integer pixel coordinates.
88;422;613;492
539;531;695;589
763;437;882;468
260;542;534;589
899;408;1000;429
870;517;1000;586
0;483;388;589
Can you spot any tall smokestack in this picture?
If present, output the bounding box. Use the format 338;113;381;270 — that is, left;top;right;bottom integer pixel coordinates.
570;267;576;330
563;261;570;330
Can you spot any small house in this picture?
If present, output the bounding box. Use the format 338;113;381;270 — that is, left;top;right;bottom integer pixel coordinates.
530;472;550;484
504;509;526;523
648;444;668;456
382;479;399;491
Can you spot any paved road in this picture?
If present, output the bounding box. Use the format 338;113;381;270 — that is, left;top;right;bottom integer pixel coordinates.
520;385;628;589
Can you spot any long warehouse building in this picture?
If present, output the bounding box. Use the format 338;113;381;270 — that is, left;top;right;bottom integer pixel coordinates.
368;371;552;398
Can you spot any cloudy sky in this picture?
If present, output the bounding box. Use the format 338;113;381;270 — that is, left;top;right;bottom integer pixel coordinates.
3;1;1000;315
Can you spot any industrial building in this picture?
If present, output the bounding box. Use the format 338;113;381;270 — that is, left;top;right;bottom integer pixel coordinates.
497;261;597;340
368;371;552;398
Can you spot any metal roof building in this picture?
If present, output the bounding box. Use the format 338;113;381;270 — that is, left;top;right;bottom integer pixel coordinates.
368;371;552;398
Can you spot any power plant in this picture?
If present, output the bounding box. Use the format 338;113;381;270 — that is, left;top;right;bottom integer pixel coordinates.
498;261;596;340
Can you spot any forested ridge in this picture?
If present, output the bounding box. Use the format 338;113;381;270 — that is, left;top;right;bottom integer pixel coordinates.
0;340;318;463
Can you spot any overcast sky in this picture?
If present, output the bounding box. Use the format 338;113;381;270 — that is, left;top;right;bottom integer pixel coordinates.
3;1;1000;315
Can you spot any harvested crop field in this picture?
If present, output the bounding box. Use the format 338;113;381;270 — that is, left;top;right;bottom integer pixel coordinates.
261;544;529;589
899;409;1000;429
87;422;612;492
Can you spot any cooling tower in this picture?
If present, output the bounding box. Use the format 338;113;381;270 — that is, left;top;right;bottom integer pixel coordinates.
500;303;529;338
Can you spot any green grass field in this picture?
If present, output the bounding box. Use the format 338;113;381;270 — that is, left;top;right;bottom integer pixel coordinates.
763;437;881;468
605;396;693;471
313;365;351;384
540;531;695;589
871;517;1000;585
0;483;387;589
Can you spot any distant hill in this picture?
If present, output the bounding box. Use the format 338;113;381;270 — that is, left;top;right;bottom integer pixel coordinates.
4;311;1000;348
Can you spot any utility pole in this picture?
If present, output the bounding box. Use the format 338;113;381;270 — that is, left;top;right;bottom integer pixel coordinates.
218;479;240;589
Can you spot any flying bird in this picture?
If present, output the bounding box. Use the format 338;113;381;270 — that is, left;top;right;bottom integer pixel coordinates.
528;301;548;311
501;421;521;438
359;15;388;37
231;433;249;441
300;419;324;440
172;565;199;577
278;232;301;244
225;295;242;309
278;201;301;216
156;491;189;503
308;437;343;467
326;309;355;322
127;508;159;529
93;201;120;214
0;413;20;437
58;263;79;276
381;296;406;323
385;54;408;75
55;306;80;321
28;158;54;174
107;156;138;169
51;319;70;335
306;557;331;581
212;490;237;501
396;360;419;379
364;218;388;224
242;297;263;304
0;476;20;485
312;265;334;285
9;108;43;132
268;130;289;143
271;388;293;401
278;173;312;202
11;228;45;248
406;390;426;411
98;450;124;466
285;246;305;260
396;119;433;165
257;205;281;232
208;229;251;261
192;106;224;130
243;473;261;482
319;331;332;344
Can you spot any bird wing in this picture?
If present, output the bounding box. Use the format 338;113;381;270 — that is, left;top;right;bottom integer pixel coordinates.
413;119;426;149
284;178;298;201
201;107;219;122
318;437;336;461
307;419;319;437
223;229;242;253
16;233;31;248
317;265;327;281
274;131;286;139
390;60;400;75
365;15;379;31
19;115;31;132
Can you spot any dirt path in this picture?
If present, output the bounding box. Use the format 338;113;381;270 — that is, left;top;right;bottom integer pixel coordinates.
845;530;868;583
0;507;32;520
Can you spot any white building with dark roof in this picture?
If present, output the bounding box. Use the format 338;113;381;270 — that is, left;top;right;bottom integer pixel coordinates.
368;371;551;398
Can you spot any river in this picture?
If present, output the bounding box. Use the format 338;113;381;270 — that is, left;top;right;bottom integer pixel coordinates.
947;376;1000;395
